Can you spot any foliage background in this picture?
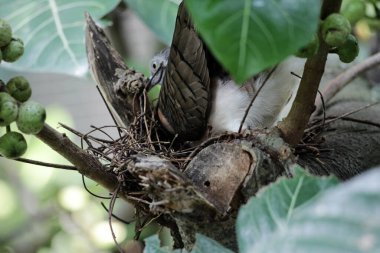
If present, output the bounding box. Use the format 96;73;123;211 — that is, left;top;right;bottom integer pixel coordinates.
0;0;379;252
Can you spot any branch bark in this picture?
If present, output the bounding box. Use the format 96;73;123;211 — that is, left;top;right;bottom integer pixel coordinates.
278;0;343;145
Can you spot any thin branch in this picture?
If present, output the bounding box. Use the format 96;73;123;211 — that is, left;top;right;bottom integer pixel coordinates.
96;85;122;138
238;67;277;133
101;202;131;224
108;184;124;253
35;124;119;192
82;175;111;199
278;0;343;145
6;156;77;170
314;51;380;116
306;102;380;132
340;116;380;128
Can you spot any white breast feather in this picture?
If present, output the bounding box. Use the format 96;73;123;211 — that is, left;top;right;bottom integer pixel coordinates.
208;57;305;134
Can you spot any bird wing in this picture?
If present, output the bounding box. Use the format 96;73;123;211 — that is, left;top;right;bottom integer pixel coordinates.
158;2;211;140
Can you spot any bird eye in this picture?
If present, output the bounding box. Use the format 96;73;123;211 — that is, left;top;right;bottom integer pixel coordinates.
152;63;157;69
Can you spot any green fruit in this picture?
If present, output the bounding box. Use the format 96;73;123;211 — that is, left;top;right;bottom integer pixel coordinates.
0;131;27;158
0;92;18;126
296;34;319;58
0;19;12;47
342;0;366;24
0;80;5;92
6;76;32;102
322;13;352;47
2;38;24;62
337;34;359;63
16;101;46;134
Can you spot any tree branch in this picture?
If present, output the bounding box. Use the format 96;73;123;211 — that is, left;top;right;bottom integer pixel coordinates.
278;0;343;145
36;124;119;191
314;51;380;116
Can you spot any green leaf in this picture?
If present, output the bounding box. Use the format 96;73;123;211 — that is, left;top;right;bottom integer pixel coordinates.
144;234;232;253
0;0;119;76
124;0;180;45
192;234;234;253
238;167;380;253
237;167;339;253
144;235;183;253
185;0;320;83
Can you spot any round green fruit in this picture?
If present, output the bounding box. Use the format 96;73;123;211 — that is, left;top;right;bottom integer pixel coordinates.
337;34;359;63
6;76;32;102
0;19;12;47
2;38;24;62
16;101;46;134
0;131;27;158
0;79;5;92
296;34;319;58
342;0;366;24
0;92;18;126
322;13;351;47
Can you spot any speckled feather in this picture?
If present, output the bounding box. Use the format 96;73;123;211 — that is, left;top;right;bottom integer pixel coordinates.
157;2;211;140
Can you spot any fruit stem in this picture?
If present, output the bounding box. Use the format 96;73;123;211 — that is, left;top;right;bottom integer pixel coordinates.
278;0;343;145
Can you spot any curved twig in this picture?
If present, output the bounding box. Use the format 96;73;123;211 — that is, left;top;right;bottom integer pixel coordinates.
314;51;380;116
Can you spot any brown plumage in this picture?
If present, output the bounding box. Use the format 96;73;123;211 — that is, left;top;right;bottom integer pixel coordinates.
157;2;212;140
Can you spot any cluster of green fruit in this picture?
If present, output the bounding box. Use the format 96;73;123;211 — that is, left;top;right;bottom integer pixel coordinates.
297;13;359;64
0;19;24;63
0;19;46;159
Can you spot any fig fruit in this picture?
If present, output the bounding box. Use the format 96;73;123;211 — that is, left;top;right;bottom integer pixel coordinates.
337;34;359;63
322;13;351;47
2;38;24;62
0;19;12;47
342;0;366;24
0;92;18;126
16;101;46;134
6;76;32;102
0;131;27;158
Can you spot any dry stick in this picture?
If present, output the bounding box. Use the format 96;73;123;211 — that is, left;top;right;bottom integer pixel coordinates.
101;202;131;224
314;51;380;116
4;156;77;170
36;124;119;192
108;184;124;253
59;123;114;144
340;116;380;128
238;67;277;133
306;102;380;132
96;85;123;138
82;175;111;199
278;0;343;146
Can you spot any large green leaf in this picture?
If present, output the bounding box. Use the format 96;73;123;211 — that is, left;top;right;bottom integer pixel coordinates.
124;0;180;45
144;234;233;253
237;167;339;253
238;167;380;253
192;234;233;253
185;0;320;83
0;0;119;76
144;235;183;253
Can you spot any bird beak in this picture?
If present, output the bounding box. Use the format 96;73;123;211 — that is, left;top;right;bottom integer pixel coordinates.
146;65;165;91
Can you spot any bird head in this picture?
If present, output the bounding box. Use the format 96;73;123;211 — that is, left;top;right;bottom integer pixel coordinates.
147;47;170;89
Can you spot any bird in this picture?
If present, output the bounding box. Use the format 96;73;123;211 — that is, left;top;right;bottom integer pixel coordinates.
150;51;305;135
148;2;305;140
